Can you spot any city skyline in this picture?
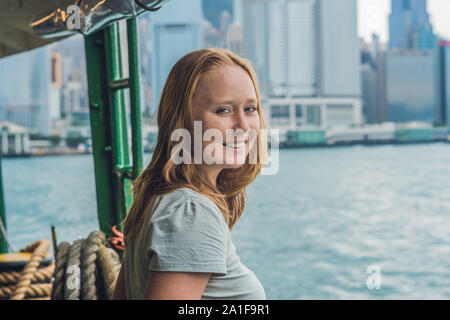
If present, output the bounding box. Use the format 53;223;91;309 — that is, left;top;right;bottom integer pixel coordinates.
358;0;450;43
1;0;448;137
242;0;362;130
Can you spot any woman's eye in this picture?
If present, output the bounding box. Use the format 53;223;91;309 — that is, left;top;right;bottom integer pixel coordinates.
245;106;257;112
216;108;230;114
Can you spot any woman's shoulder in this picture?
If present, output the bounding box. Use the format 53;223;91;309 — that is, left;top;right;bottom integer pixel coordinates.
149;187;227;230
152;187;221;216
177;187;217;206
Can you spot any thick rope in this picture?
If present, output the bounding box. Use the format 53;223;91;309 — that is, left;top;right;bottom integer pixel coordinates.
9;239;51;300
109;247;121;275
97;246;121;300
64;239;84;300
0;264;54;286
1;283;52;299
80;231;106;300
51;241;71;300
1;231;121;300
38;230;122;300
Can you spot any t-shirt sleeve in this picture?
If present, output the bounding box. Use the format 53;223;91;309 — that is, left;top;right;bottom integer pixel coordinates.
147;198;228;276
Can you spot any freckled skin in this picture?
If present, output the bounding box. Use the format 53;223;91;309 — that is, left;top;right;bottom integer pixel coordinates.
191;65;260;178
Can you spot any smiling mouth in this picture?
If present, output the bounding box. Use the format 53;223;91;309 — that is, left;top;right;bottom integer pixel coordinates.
223;141;247;149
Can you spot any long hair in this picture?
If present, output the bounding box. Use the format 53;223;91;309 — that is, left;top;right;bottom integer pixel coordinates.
123;48;267;242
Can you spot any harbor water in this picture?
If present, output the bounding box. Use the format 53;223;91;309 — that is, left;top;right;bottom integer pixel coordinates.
2;143;450;299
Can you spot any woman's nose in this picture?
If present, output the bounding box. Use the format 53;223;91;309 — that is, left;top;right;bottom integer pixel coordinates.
233;110;251;132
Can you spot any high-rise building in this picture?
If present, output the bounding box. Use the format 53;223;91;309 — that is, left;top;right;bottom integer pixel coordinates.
361;61;379;124
360;34;389;124
233;0;243;25
138;14;153;116
384;0;440;124
50;52;62;122
149;0;203;113
243;0;318;97
203;19;221;48
61;69;85;116
227;0;244;56
226;23;243;56
389;0;435;50
320;0;361;98
242;0;362;129
219;11;232;48
386;51;436;122
437;41;450;126
0;46;53;135
0;33;89;136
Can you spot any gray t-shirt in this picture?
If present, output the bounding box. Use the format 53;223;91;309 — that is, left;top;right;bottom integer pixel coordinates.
124;187;266;300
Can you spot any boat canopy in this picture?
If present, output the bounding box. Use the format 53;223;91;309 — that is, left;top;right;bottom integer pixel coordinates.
0;0;168;59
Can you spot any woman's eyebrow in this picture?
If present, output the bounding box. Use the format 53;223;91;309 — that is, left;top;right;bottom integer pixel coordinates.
212;98;258;106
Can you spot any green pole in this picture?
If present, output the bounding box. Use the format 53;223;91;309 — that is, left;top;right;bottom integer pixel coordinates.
0;149;8;253
84;30;119;239
124;17;144;211
104;22;131;229
127;17;143;178
84;19;144;239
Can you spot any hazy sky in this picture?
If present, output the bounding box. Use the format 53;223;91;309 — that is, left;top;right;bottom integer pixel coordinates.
358;0;450;43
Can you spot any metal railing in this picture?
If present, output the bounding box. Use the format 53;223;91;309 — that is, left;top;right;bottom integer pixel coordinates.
84;17;143;239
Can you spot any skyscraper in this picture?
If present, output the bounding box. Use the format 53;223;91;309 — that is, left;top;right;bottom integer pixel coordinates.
361;37;380;124
0;46;52;135
149;0;203;112
386;51;435;122
233;0;243;25
438;41;450;126
243;0;318;97
385;0;440;124
319;0;361;97
219;11;232;48
50;52;62;121
242;0;362;129
389;0;436;50
226;23;244;56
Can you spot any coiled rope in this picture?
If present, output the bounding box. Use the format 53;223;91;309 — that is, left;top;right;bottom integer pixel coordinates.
97;246;121;299
0;239;54;300
64;238;84;300
0;230;122;300
1;283;52;299
81;231;105;300
51;241;70;300
52;230;122;300
0;264;54;286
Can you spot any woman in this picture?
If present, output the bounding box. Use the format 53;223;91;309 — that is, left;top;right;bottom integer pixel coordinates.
113;48;267;300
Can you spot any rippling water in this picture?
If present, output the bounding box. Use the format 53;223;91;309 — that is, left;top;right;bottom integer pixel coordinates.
3;143;450;299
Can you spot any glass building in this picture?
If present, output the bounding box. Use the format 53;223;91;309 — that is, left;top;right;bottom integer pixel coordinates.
242;0;360;99
386;51;435;122
440;42;450;126
149;0;203;113
242;0;362;129
0;46;52;135
389;0;435;50
242;0;321;97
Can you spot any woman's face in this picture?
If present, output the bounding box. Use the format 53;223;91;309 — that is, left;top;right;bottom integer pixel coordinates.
192;65;260;173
